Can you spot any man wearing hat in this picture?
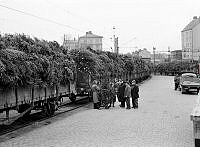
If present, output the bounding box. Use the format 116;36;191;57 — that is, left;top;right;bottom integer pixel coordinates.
124;81;131;109
131;80;139;109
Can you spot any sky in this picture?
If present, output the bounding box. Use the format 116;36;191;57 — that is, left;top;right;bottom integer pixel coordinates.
0;0;200;54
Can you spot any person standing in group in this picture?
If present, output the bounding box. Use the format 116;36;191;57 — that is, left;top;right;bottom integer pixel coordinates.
118;81;126;108
109;82;116;107
91;80;100;109
124;81;131;109
114;78;119;101
131;80;139;109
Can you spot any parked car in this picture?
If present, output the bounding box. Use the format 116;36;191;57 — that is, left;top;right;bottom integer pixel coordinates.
179;72;200;94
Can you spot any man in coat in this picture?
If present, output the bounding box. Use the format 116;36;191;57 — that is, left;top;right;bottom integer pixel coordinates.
117;81;126;108
174;74;180;90
131;80;139;109
124;81;131;109
91;80;100;109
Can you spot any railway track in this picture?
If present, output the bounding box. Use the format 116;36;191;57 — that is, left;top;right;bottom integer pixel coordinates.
0;96;91;136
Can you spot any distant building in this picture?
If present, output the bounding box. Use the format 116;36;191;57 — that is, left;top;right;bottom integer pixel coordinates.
78;31;103;51
171;50;182;61
132;48;151;62
63;38;78;50
182;16;200;61
138;48;151;60
151;53;168;64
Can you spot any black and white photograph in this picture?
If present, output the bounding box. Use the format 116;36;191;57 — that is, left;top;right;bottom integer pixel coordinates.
0;0;200;146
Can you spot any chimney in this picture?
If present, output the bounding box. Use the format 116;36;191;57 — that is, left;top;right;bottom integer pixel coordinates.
193;16;198;19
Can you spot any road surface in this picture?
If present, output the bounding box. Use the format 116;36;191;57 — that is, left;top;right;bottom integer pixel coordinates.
0;76;197;147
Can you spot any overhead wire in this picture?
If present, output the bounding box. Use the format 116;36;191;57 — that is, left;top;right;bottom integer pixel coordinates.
0;4;85;33
120;36;137;46
0;2;118;50
44;0;115;47
44;0;99;29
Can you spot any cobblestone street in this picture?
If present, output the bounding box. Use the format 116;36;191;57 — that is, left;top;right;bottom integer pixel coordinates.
0;76;197;147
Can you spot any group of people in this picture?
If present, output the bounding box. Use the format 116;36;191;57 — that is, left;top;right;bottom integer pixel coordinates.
91;78;139;110
116;79;139;109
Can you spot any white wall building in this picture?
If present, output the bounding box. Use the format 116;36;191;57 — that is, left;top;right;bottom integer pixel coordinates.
78;31;103;51
182;16;200;61
138;48;151;59
132;48;151;62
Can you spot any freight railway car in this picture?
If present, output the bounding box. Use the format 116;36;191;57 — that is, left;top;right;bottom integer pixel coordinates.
0;69;91;125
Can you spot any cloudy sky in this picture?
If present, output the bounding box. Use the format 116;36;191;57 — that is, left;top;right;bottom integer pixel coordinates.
0;0;200;54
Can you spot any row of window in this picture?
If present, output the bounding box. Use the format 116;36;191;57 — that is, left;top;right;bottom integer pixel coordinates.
182;31;192;42
79;38;102;44
183;49;200;52
183;54;200;58
184;42;192;48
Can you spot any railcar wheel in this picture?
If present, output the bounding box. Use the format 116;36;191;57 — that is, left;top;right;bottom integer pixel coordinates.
69;93;76;102
43;102;55;116
18;104;31;117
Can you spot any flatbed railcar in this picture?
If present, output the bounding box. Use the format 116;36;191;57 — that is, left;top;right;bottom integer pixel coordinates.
0;69;92;125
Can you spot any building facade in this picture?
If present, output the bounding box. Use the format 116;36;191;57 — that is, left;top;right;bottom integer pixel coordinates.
138;48;151;58
63;38;78;50
132;48;151;62
171;50;182;61
78;31;103;51
182;16;200;61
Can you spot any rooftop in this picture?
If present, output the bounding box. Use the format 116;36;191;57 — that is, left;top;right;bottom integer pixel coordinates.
182;16;200;32
79;31;103;38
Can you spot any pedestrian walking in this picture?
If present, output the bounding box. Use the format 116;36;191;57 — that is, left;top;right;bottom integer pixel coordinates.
131;80;139;109
118;81;126;108
91;80;100;109
174;74;180;90
124;81;131;109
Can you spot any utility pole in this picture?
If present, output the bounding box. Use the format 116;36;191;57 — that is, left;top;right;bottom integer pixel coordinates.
63;34;66;49
113;26;119;55
86;31;88;49
153;47;156;75
114;37;119;55
168;46;171;62
113;26;116;54
113;26;120;78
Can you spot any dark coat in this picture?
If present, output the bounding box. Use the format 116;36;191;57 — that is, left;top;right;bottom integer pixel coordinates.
131;85;139;99
124;84;131;98
117;83;126;102
174;75;180;84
